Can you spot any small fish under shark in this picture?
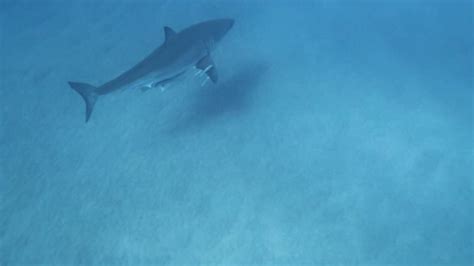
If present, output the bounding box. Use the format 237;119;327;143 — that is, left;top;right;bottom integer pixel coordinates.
68;18;234;122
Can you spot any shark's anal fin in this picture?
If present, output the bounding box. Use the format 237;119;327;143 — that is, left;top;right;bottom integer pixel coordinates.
196;55;218;83
164;26;176;41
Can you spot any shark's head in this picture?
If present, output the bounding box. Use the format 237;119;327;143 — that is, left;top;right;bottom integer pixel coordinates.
203;18;234;44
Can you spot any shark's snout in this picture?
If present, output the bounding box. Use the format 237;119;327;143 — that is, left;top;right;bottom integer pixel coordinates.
214;18;234;34
224;19;234;31
207;18;234;42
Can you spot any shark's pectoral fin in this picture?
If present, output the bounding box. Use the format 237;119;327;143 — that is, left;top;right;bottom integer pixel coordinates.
164;26;176;41
196;55;218;83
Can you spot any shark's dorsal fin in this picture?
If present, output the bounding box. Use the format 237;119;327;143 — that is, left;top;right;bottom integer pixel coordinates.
164;26;176;41
196;55;218;83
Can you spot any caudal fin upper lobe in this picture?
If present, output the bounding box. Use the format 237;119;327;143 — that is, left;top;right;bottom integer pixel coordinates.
68;82;98;123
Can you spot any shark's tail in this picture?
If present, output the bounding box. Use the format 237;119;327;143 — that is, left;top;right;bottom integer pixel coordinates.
68;81;98;123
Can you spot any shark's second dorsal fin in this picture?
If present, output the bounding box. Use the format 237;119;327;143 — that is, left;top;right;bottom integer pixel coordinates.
164;26;176;41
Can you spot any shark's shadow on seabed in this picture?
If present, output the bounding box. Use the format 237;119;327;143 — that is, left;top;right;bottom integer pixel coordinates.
165;62;268;134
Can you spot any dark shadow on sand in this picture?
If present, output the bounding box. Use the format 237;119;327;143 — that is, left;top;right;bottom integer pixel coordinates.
165;61;269;134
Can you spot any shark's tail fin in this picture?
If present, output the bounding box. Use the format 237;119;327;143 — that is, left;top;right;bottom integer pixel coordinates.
68;82;98;123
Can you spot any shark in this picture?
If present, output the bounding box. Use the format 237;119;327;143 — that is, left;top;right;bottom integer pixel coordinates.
68;18;234;122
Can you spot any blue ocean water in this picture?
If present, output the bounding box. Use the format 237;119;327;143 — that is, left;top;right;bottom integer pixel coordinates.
0;0;472;264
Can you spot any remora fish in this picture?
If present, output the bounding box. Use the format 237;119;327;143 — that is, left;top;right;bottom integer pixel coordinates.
68;18;234;122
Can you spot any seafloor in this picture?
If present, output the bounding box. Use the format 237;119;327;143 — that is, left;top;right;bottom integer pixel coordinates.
1;0;472;265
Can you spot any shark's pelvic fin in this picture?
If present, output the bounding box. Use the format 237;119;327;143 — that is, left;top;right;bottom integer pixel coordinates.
164;26;177;41
196;55;218;83
68;82;98;123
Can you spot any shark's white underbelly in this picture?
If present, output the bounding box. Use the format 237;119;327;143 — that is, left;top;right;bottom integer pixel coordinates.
122;67;185;91
127;47;205;91
127;71;170;90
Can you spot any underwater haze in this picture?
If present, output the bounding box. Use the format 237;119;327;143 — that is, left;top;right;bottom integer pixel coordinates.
1;0;473;265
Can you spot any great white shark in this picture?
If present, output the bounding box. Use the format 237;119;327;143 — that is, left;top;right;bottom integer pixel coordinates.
69;18;234;122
